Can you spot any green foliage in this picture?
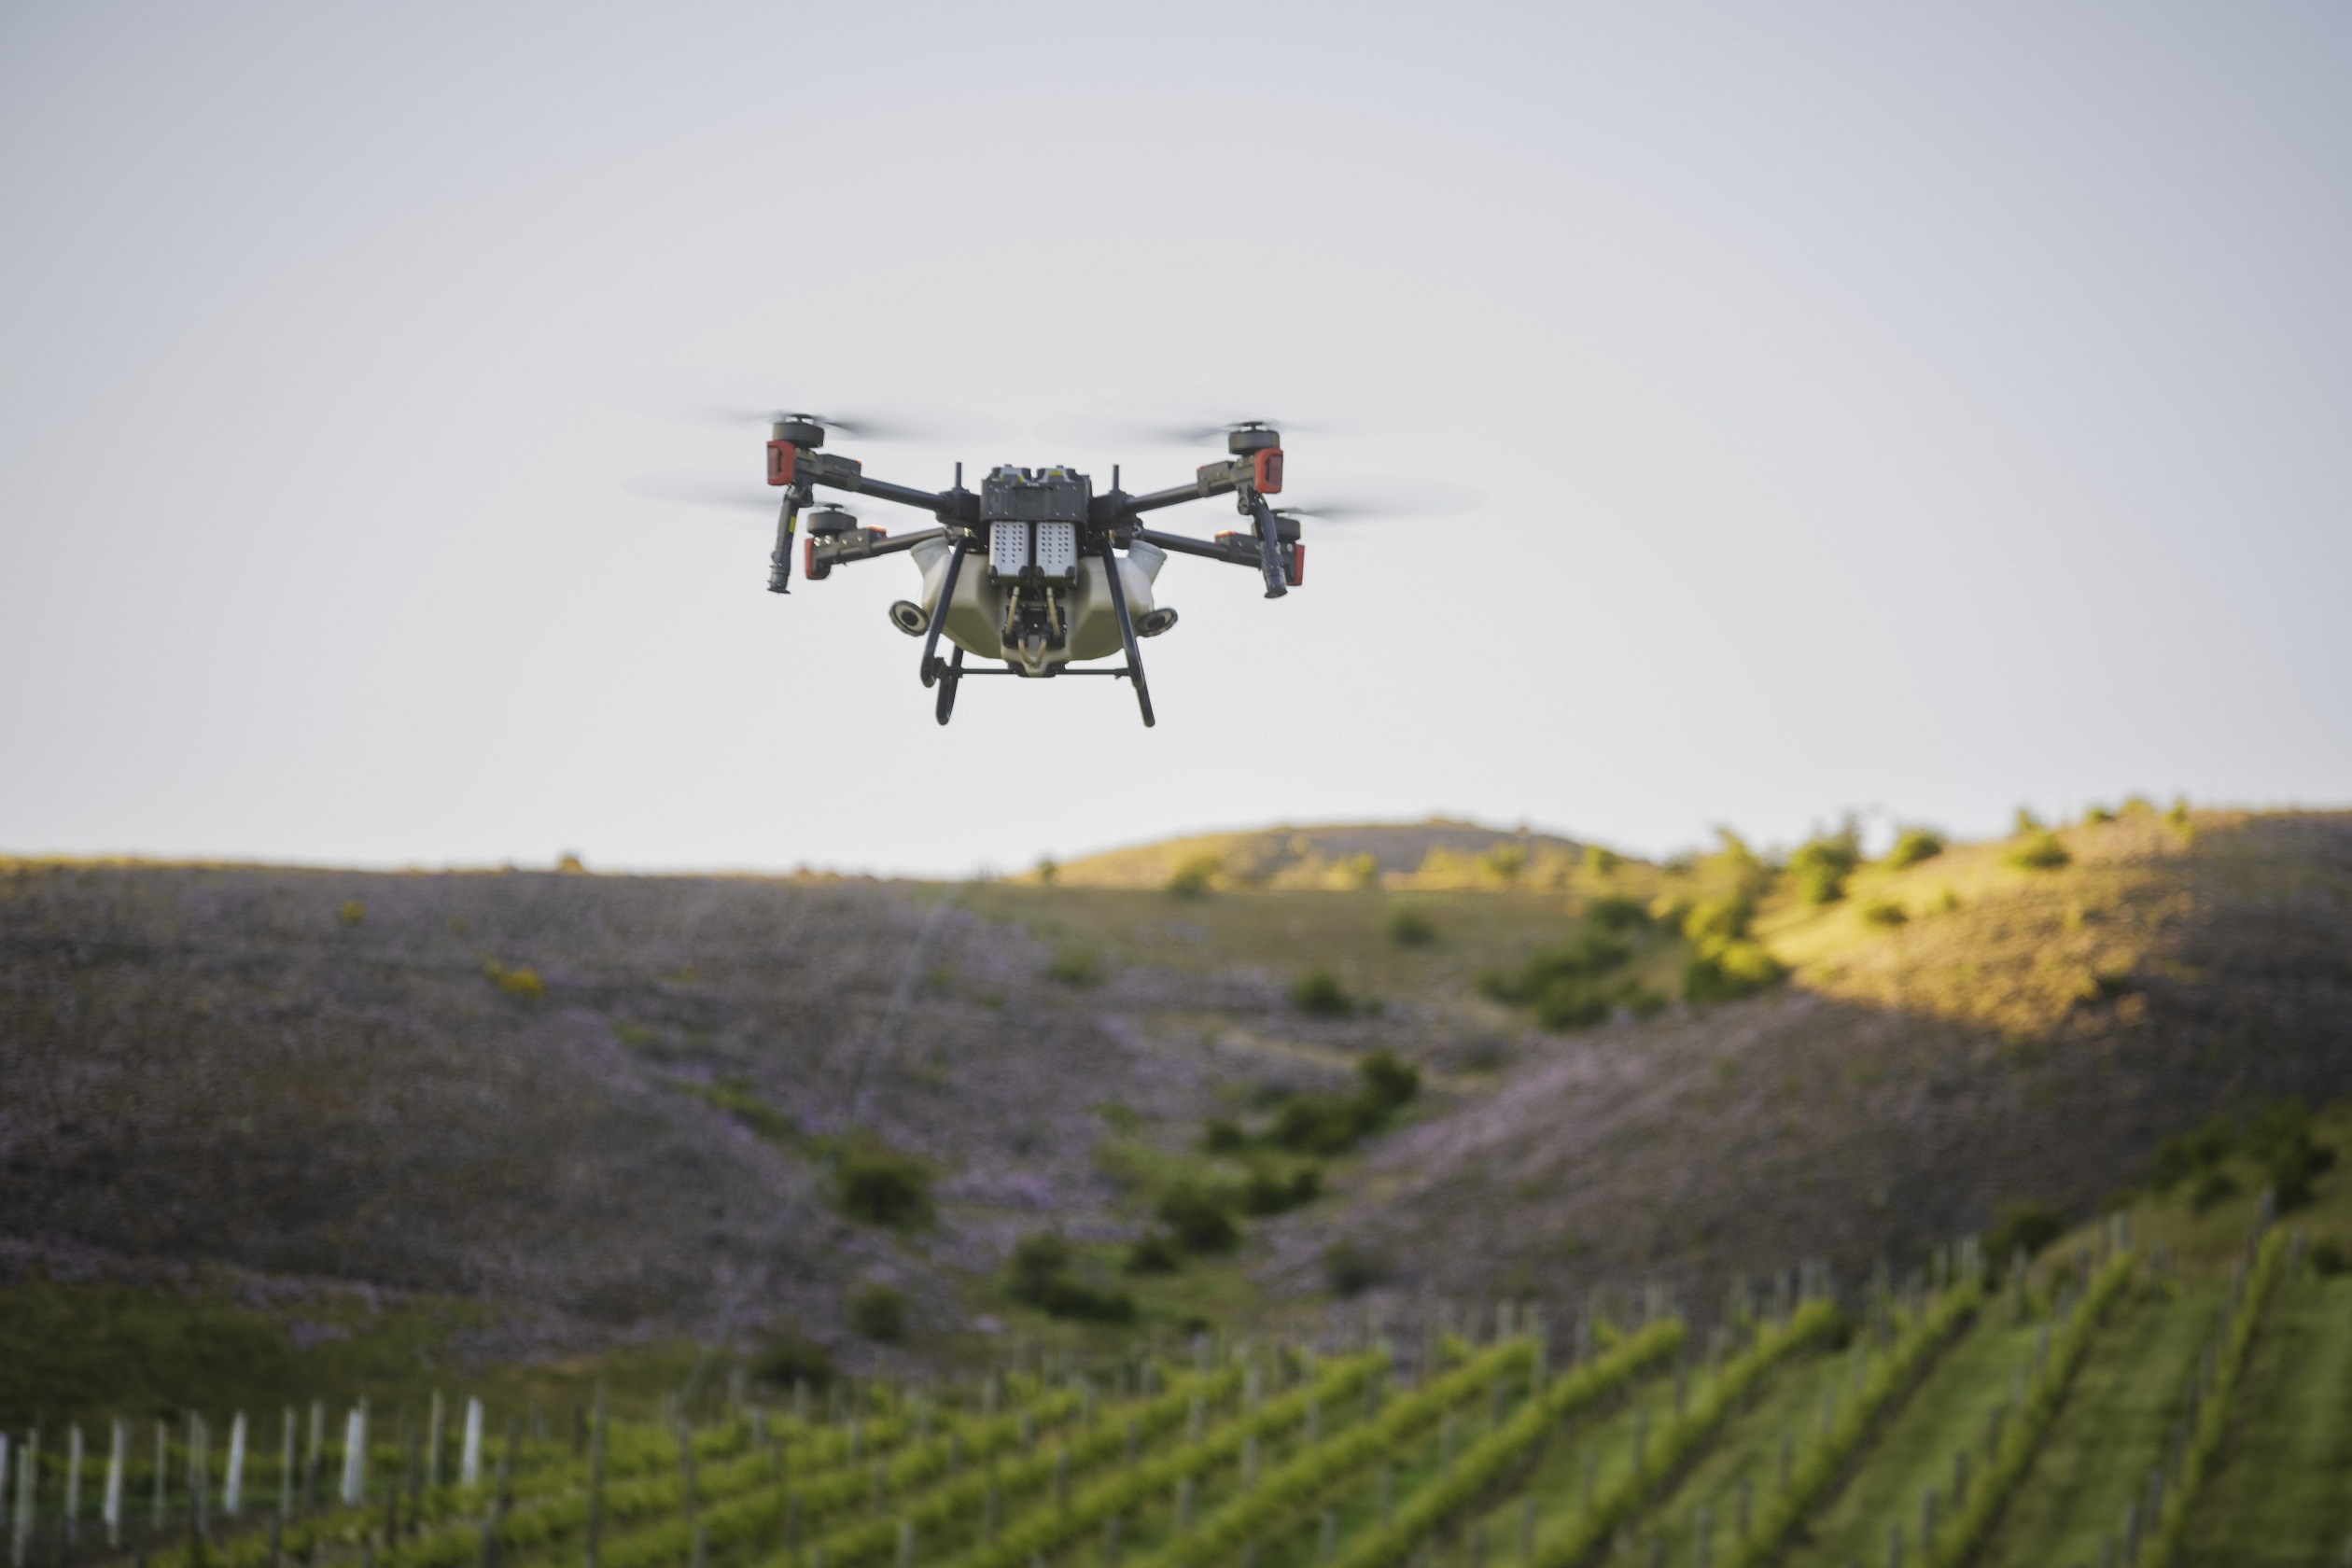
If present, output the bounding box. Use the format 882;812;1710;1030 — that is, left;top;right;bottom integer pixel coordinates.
1006;1231;1136;1320
1384;905;1437;946
2142;1231;2286;1566
2153;1116;2236;1190
1262;1052;1420;1155
2311;1239;2346;1277
1584;844;1621;876
2083;804;2117;824
1199;1117;1248;1154
1728;1282;1982;1568
1480;924;1645;1029
1123;1231;1183;1275
1680;890;1757;949
1048;949;1102;987
1292;969;1356;1015
1477;843;1529;882
1034;856;1057;885
338;899;365;925
832;1137;933;1229
1884;827;1946;868
1340;853;1379;889
483;959;546;1000
1583;894;1650;931
1787;830;1862;904
1237;1165;1321;1216
674;1077;797;1147
1682;940;1783;1003
1322;1239;1389;1297
1984;1200;2066;1265
2007;832;2072;870
751;1327;834;1391
1155;1183;1239;1254
2014;805;2045;834
1166;854;1222;897
1916;1254;2134;1567
2245;1099;2336;1211
1858;900;1909;929
2193;1168;2243;1211
847;1284;907;1343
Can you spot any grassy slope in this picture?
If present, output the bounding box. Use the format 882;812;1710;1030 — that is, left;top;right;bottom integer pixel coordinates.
2180;1274;2352;1565
1975;1289;2216;1567
1781;1311;2040;1568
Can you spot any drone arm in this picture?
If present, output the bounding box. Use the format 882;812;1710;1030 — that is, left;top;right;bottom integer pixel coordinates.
1127;482;1218;515
1132;526;1261;567
807;526;948;573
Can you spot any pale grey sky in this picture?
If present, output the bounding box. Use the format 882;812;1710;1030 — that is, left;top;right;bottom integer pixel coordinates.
4;3;2347;875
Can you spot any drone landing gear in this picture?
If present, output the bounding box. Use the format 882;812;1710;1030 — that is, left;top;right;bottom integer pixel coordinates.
934;644;963;726
1097;536;1155;728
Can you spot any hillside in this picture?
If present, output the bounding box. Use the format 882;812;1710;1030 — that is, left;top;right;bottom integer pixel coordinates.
1040;819;1586;889
5;808;2350;1396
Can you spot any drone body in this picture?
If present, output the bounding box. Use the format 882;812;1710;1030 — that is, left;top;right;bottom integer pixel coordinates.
768;418;1300;725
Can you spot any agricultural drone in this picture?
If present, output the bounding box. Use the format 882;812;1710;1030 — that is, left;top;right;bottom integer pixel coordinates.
761;416;1305;727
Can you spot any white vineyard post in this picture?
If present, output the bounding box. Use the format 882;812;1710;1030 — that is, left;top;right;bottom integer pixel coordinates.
460;1400;483;1489
11;1433;35;1568
279;1410;296;1519
151;1421;167;1535
341;1406;367;1507
305;1403;325;1511
427;1393;445;1492
65;1425;83;1552
105;1421;125;1549
225;1412;247;1518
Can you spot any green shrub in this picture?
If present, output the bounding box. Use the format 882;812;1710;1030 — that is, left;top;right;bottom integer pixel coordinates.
1006;1232;1137;1319
1238;1166;1321;1216
1984;1200;2065;1264
1385;906;1437;947
1034;856;1057;885
1884;828;1945;869
1156;1183;1239;1254
1681;892;1757;948
848;1285;907;1343
2192;1168;2242;1211
1787;832;1861;904
1581;895;1645;931
1683;940;1783;1003
1341;853;1379;889
337;900;365;926
2153;1116;2234;1189
1323;1240;1389;1297
2245;1099;2336;1212
1480;929;1632;1008
1292;970;1355;1016
753;1328;833;1390
1477;844;1529;882
1166;854;1222;897
1124;1232;1183;1275
1584;845;1621;876
2311;1239;2346;1278
2082;805;2116;824
1359;1050;1420;1111
1049;949;1102;987
2006;833;2071;871
833;1138;932;1229
2014;805;2045;834
483;960;545;1000
1858;900;1909;929
1199;1118;1248;1154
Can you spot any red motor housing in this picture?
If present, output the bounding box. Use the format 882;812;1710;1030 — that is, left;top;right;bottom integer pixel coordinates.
803;537;830;581
1285;542;1305;587
767;441;797;486
1253;448;1283;494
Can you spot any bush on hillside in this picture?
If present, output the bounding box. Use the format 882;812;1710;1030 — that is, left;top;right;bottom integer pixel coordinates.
1681;892;1757;949
2083;805;2117;824
849;1284;907;1343
1200;1118;1249;1154
1238;1166;1322;1216
2245;1099;2336;1212
2013;806;2045;835
1264;1051;1421;1155
1883;828;1945;869
1156;1183;1240;1254
1479;843;1530;883
1584;895;1651;932
1386;906;1438;947
483;960;545;1000
1124;1230;1183;1275
1167;854;1223;897
1985;1200;2065;1267
2007;833;2072;871
1787;832;1862;905
1858;901;1909;929
338;900;365;926
833;1137;933;1230
1048;949;1102;987
753;1327;834;1390
2153;1116;2235;1190
1584;845;1621;876
1292;970;1356;1016
1683;940;1784;1003
1323;1239;1391;1298
1008;1231;1137;1320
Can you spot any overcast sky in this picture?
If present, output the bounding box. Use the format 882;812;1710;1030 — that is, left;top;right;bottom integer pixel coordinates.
4;3;2347;876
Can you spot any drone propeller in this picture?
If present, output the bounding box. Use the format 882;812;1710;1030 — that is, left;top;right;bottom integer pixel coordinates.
688;400;1011;444
1271;478;1487;524
1044;413;1333;451
619;469;773;517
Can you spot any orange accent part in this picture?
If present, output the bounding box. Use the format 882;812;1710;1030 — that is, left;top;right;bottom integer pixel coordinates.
868;527;886;539
803;538;831;581
766;441;797;486
1285;542;1305;588
1253;448;1284;494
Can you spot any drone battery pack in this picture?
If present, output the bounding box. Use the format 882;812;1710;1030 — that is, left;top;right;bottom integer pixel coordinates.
766;441;796;485
1253;448;1283;494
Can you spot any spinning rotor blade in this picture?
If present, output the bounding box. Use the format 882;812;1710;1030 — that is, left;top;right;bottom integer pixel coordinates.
1274;478;1487;524
621;469;775;518
686;399;1012;444
1045;413;1332;451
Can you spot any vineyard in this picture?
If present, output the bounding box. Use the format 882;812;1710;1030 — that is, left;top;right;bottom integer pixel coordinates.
7;1210;2345;1568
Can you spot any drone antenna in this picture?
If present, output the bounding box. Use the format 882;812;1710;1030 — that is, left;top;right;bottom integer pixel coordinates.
1113;464;1120;492
955;461;962;489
